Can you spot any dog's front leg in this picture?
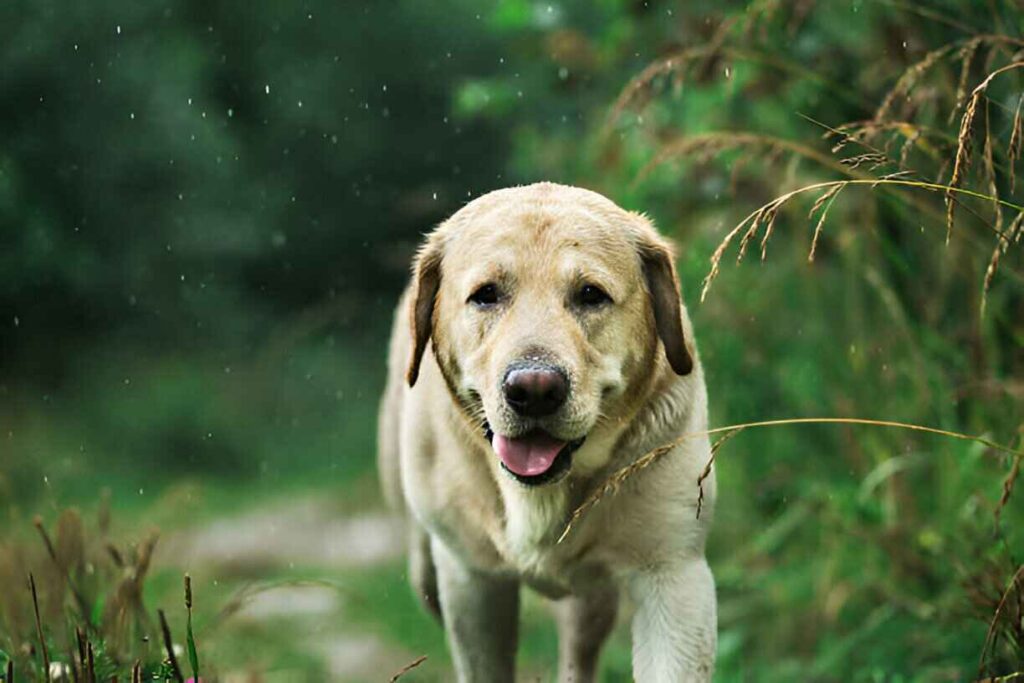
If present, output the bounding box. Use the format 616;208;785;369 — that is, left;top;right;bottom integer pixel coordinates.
432;537;520;683
629;556;716;682
555;582;619;682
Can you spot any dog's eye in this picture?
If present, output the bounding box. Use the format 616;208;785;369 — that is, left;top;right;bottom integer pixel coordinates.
577;284;612;307
468;283;500;307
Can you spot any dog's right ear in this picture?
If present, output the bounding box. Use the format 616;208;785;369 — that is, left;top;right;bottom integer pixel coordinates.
406;235;443;386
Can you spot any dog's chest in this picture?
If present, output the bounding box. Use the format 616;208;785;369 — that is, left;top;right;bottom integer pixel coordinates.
495;485;586;584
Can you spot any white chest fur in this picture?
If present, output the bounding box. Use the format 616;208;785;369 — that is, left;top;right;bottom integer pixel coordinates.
497;480;571;575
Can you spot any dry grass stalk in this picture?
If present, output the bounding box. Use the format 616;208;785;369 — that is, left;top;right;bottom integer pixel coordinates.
951;37;983;124
737;206;769;262
840;152;889;171
977;564;1024;679
75;628;87;679
808;183;845;262
157;609;184;683
947;61;1024;242
898;128;922;168
636;131;853;187
1009;94;1023;192
701;178;1024;302
982;101;1003;232
829;119;920;154
390;655;428;682
602;45;710;139
759;206;780;261
34;514;92;625
983;212;1024;313
86;640;95;683
947;89;981;243
102;532;159;657
696;428;745;519
557;438;682;544
876;36;1024;123
28;573;51;683
994;447;1021;538
557;417;1024;544
603;13;742;137
876;43;957;122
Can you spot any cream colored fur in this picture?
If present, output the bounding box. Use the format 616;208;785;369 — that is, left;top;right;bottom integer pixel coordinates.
378;183;716;682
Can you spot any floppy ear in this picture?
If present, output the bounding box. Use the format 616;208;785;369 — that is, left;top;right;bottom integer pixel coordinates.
637;233;694;376
406;236;443;386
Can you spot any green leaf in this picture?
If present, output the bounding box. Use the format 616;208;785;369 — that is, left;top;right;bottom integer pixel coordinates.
186;611;200;679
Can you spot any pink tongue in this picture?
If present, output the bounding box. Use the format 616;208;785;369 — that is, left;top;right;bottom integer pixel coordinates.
493;432;567;477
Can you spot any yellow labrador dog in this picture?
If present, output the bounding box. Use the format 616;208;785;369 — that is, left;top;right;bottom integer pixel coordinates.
378;183;716;682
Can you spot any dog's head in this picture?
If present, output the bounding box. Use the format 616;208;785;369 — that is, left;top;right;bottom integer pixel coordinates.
406;183;693;486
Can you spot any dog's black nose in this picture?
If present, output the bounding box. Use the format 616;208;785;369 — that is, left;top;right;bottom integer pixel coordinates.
503;364;568;417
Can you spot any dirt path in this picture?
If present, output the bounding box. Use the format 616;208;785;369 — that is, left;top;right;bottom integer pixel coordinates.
158;497;419;681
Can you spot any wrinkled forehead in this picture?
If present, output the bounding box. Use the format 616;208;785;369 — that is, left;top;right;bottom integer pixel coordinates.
441;202;640;290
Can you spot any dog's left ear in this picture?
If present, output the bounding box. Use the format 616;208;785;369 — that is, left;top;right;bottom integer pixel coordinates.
406;235;443;387
636;225;693;376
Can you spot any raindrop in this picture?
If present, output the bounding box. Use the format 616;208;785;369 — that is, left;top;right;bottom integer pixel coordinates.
265;84;271;95
432;192;437;200
227;107;234;117
558;66;569;80
116;25;121;34
129;112;135;119
724;66;731;78
297;100;303;107
13;316;19;327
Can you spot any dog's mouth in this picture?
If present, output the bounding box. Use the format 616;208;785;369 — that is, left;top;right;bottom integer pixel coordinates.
484;424;585;486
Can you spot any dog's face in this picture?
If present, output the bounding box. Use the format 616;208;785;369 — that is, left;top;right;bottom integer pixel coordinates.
407;184;692;486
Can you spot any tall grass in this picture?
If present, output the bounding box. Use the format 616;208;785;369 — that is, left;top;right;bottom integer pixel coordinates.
0;507;202;682
590;1;1024;677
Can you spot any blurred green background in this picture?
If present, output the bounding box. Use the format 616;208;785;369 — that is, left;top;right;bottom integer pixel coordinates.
1;1;1023;680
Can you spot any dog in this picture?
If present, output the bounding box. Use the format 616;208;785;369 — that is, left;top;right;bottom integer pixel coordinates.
377;182;716;682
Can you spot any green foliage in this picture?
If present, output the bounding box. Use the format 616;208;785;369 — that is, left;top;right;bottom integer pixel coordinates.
456;0;1024;678
1;0;1023;680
